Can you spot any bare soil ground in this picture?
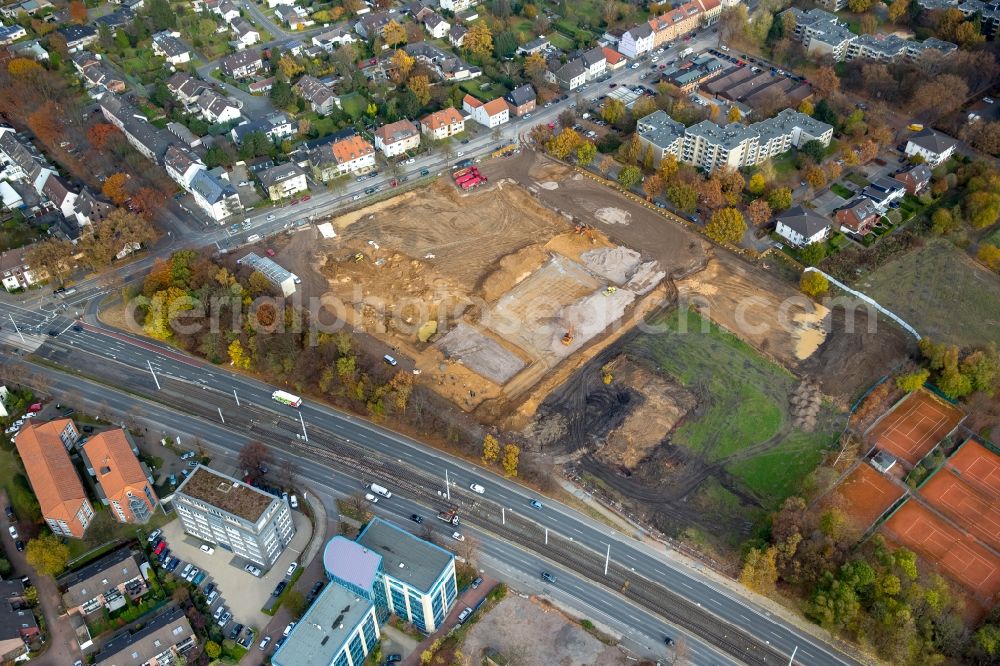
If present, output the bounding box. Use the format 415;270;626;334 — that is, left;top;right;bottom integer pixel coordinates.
460;596;629;666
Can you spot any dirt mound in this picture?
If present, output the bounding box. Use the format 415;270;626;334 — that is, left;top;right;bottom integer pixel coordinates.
789;379;823;432
594;207;631;225
596;360;696;470
580;246;643;284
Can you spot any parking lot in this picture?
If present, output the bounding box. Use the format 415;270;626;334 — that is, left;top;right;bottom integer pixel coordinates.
156;510;311;650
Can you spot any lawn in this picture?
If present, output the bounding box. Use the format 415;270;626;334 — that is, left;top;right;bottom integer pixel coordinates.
547;32;575;51
771;151;799;178
845;172;869;188
0;447;41;524
831;183;853;199
65;503;174;562
862;238;1000;349
459;80;508;101
338;92;368;120
627;309;841;509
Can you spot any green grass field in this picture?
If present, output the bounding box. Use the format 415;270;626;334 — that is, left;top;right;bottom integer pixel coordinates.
831;183;853;199
338;92;368;120
627;309;841;509
862;239;1000;349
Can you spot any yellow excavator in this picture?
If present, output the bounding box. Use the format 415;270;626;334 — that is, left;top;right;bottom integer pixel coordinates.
561;324;574;346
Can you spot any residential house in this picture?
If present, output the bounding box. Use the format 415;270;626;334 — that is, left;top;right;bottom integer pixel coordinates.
578;46;607;80
905;128;958;166
311;26;355;51
60;548;145;615
0;579;36;662
14;420;93;538
248;77;275;94
635;108;833;171
151;30;191;65
100;96;173;162
648;0;707;48
618;23;654;59
775;206;831;247
82;429;157;524
0;182;23;210
94;7;134;29
174;465;295;567
602;46;626;70
265;0;294;7
439;0;473;11
505;84;536;117
894;163;932;194
231;111;295;144
166;71;206;107
56;24;97;52
10;39;49;60
275;5;311;30
462;94;509;127
79;62;126;94
190;168;242;221
257;162;307;200
0;249;37;292
419;107;464;139
0;24;27;46
294;75;338;115
354;9;402;40
448;23;467;47
0;126;56;193
517;36;549;55
93;607;196;666
546;58;586;91
403;42;481;82
215;0;240;22
41;174;77;220
861;176;906;211
196;90;241;124
220;48;263;79
0;0;52;19
231;17;260;46
835;196;880;235
374;119;420;157
73;188;113;227
423;11;449;38
309;134;376;180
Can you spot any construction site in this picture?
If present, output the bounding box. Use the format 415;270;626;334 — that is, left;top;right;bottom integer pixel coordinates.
295;150;916;557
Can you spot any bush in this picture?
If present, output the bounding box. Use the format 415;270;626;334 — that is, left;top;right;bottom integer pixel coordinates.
800;271;829;298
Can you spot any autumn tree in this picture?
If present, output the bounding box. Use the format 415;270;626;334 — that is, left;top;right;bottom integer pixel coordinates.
408;75;431;106
727;106;741;123
618;165;642;189
277;54;304;79
896;369;929;392
705;207;746;244
800;271;829;298
576;141;597;165
102;173;130;205
811;66;840;99
739;546;779;594
25;238;75;285
502;443;519;477
642;173;663;200
979;244;1000;271
747;172;766;195
767;187;793;210
390;49;415;83
887;0;909;21
601;98;626;125
798;99;814;116
87;123;119;150
7;58;43;78
78;207;156;270
482;434;500;464
931;207;958;235
747;198;772;226
26;534;70;577
545;128;582;159
667;182;698;212
658;153;678;183
799;242;828;266
27;101;63;147
524;52;546;83
239;440;272;475
69;0;88;23
618;134;642;164
698;177;727;211
464;22;494;60
383;20;406;46
805;165;827;189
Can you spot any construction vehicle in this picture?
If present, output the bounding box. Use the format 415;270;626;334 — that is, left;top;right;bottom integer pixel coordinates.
353;252;365;262
389;179;398;187
492;143;517;159
561;324;574;346
460;176;484;190
604;286;617;296
437;507;460;526
601;357;620;385
453;167;474;180
455;169;480;186
574;224;596;243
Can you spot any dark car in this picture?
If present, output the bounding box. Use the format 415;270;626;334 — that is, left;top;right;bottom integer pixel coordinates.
665;636;675;646
229;624;243;641
4;506;13;520
15;540;23;552
71;325;83;333
273;581;287;597
204;583;215;596
47;330;58;337
61;408;76;416
419;169;430;176
82;425;94;433
541;571;556;584
471;577;482;589
310;582;324;596
410;514;423;524
385;655;402;663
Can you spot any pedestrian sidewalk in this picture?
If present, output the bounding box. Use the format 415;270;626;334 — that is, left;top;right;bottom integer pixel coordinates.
400;574;497;665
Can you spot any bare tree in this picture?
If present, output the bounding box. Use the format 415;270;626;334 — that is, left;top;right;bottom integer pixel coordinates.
673;637;690;665
238;440;272;476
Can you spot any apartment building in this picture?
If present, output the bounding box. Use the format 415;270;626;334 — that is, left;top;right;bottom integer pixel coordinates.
60;548;145;615
374;119;420;157
294;75;338;115
618;22;654;59
93;607;196;666
844;33;957;61
81;429;158;524
324;518;458;633
272;584;380;666
14;420;93;538
257;162;308;200
905;128;958;166
309;133;376;180
419;107;465;139
462;94;509;127
219;49;264;79
173;466;295;568
636;108;833;171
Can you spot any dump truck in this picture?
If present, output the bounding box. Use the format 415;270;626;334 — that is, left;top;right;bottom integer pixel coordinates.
437;508;460;526
460;176;485;190
452;167;474;180
455;169;479;185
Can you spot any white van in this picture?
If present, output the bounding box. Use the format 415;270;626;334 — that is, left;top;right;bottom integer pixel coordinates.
247;234;261;243
383;355;398;366
470;483;485;494
369;483;392;499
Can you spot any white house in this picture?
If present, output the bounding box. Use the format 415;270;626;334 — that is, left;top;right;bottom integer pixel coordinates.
374;119;420;157
422;11;449;38
164;144;205;189
215;0;240;22
151;31;191;66
462;94;509;128
197;90;241;124
775;206;831;247
265;0;294;6
0;249;37;292
617;23;654;59
439;0;472;10
0;23;28;46
257;162;307;200
231;18;260;47
904;128;957;167
420;107;464;140
190;168;242;221
580;46;607;81
308;134;376;180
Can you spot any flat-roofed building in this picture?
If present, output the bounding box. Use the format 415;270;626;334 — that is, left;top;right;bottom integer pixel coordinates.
271;583;380;666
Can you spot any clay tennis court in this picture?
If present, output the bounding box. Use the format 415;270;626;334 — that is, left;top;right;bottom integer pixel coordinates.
922;470;1000;552
866;389;965;466
883;501;1000;602
945;439;1000;500
826;463;904;532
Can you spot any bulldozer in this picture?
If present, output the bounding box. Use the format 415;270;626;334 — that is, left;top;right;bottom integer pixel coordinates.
573;224;596;243
561;324;574;346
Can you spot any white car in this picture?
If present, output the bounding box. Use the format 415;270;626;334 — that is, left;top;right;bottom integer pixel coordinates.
283;622;296;637
451;531;465;542
266;214;276;221
290;494;298;509
200;544;215;555
364;492;378;503
7;526;17;539
259;636;272;650
405;158;415;165
185;567;200;582
457;151;465;157
469;483;485;494
287;561;298;576
238;180;249;187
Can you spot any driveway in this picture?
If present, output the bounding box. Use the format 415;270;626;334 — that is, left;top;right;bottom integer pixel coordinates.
0;491;83;665
159;509;311;632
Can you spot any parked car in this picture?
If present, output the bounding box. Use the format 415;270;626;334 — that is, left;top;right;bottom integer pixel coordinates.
289;494;298;509
273;581;287;597
8;526;19;539
192;572;207;586
283;622;296;637
146;528;162;542
244;564;262;577
286;562;298;577
457;607;473;623
206;590;220;606
218;610;232;627
259;636;272;650
385;654;402;663
185;567;200;583
200;544;215;555
15;540;23;552
472;577;482;589
213;606;225;621
229;623;243;640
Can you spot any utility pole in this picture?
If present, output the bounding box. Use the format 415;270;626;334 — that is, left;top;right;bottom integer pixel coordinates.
218;407;225;424
233;389;240;406
7;315;24;344
545;527;548;544
445;469;451;500
298;411;308;442
501;507;505;525
788;646;797;666
147;360;160;390
604;543;610;576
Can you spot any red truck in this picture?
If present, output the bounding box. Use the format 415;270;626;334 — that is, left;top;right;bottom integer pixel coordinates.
452;167;474;180
460;176;484;190
455;170;480;186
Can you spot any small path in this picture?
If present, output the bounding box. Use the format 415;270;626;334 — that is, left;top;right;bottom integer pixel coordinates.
400;575;498;666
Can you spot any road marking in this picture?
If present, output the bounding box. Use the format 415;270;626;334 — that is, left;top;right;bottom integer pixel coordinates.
680;582;694;590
